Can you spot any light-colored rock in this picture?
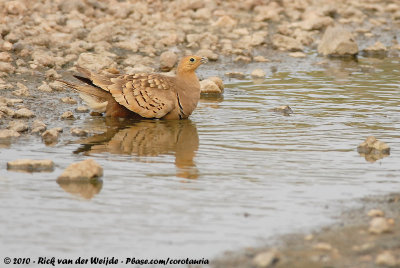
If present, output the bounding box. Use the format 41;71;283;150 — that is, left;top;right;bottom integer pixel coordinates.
369;217;391;234
41;128;60;145
234;55;252;62
31;120;46;134
61;97;77;104
272;34;303;52
38;82;52;92
0;62;16;74
289;52;306;58
318;26;358;56
57;159;103;183
75;106;89;113
213;15;237;29
13;108;34;119
0;106;15;117
48;81;65;91
196;49;218;61
8;121;28;132
0;129;20;139
367;209;385;217
226;72;246;79
270;105;294;115
253;56;269;62
375;251;397;267
200;79;222;94
207;77;224;91
5;1;26;15
300;13;334;31
159;51;178;72
77;53;115;71
7;159;54;172
363;41;387;56
252;249;280;268
313;242;333;251
71;128;88;137
357;136;390;154
251;69;266;78
61;111;75;120
87;23;115;43
0;52;12;62
45;69;61;79
12;82;30;97
254;3;282;22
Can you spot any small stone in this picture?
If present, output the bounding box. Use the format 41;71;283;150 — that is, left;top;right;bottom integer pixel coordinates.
31;120;47;134
0;61;15;74
369;217;391;234
41;128;60;145
272;34;303;52
57;159;103;183
318;26;358;56
213;15;237;29
0;129;20;139
49;81;65;91
45;69;61;79
375;251;397;267
289;52;306;58
5;1;26;15
38;82;52;92
196;49;218;61
234;55;252;62
13;108;34;118
75;106;89;113
0;83;13;90
0;106;15;117
363;41;387;56
61;97;77;104
159;51;178;72
12;82;30;97
207;77;224;91
200;79;222;94
6;98;23;106
252;249;280;268
226;72;246;79
61;111;74;120
367;209;385;217
372;140;390;154
0;52;12;62
357;136;390;154
270;105;294;115
77;53;115;72
71;128;88;137
253;56;269;62
8;121;28;132
7;159;54;172
313;242;333;251
304;234;314;241
251;69;266;78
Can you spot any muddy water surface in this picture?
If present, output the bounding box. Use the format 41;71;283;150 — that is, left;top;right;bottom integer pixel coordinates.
1;57;399;264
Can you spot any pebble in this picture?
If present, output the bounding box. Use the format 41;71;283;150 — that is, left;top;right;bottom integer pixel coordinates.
12;82;30;97
75;106;90;113
289;52;307;58
57;159;103;183
357;136;390;154
363;41;387;56
251;69;266;78
270;105;294;115
253;56;269;62
61;111;75;120
367;209;385;217
7;159;54;172
0;106;15;117
71;128;88;137
369;217;391;234
196;49;218;61
31;120;47;134
252;249;280;268
200;79;222;94
313;242;333;251
8;121;28;132
61;97;78;104
375;251;397;267
225;72;246;79
49;81;65;91
13;108;35;119
38;82;53;92
0;62;15;74
0;52;12;62
272;34;303;52
318;26;358;56
159;51;178;72
41;128;61;145
0;129;20;139
207;77;224;91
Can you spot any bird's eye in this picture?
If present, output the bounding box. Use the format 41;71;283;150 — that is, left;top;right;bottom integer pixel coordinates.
189;58;195;62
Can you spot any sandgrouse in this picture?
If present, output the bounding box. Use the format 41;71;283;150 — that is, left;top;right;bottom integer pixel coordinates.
59;55;207;120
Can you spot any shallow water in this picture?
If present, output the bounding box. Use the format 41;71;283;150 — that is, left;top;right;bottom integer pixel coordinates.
1;56;400;265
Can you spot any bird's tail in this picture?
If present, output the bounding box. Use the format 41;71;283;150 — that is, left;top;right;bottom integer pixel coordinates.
57;79;110;113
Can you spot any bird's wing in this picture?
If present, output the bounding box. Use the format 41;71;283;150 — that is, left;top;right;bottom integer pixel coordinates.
76;67;177;119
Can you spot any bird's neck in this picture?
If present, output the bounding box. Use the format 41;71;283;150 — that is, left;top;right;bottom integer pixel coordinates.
175;70;201;117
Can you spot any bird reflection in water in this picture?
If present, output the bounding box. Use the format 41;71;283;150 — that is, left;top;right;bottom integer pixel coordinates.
74;118;199;180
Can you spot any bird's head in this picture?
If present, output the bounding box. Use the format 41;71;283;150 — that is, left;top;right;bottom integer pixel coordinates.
177;55;208;75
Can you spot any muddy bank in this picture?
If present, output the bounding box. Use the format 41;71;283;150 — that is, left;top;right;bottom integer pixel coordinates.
212;193;400;268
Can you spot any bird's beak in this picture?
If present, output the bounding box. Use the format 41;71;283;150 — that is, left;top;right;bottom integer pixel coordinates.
200;57;208;64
